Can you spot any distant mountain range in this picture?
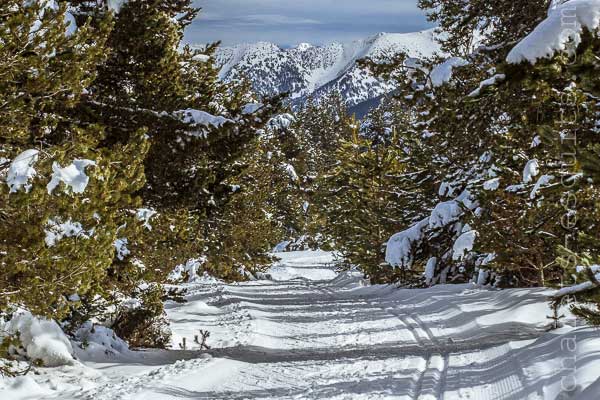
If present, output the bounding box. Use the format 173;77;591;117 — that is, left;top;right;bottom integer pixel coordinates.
202;29;443;117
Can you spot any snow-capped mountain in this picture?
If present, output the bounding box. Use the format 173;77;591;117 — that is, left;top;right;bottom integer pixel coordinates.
209;29;443;111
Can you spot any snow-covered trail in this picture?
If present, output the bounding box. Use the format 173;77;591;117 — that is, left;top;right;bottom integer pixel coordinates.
38;251;600;400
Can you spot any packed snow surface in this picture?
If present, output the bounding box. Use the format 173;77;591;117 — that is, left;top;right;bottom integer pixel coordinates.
2;251;600;399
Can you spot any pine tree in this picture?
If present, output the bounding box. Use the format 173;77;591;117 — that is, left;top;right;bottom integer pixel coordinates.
318;118;420;282
0;1;150;325
291;92;355;247
70;0;281;279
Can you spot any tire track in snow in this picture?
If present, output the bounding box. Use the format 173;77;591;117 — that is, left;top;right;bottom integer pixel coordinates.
316;283;458;400
314;282;449;400
375;305;448;399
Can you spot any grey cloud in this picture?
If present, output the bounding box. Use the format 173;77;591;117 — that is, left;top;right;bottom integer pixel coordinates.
186;0;433;46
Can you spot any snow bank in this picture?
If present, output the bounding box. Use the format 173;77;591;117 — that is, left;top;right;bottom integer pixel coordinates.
269;250;338;281
2;311;74;367
47;159;95;194
507;0;600;64
0;375;52;400
7;150;39;193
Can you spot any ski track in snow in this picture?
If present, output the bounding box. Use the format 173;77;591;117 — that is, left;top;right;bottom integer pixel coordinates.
33;251;600;400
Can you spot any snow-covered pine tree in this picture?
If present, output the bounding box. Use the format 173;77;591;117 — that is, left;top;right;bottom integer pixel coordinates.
201;133;303;279
363;46;490;285
408;0;600;293
261;116;312;248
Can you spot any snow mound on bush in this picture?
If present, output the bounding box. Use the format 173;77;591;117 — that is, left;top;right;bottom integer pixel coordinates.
385;218;429;268
523;159;540;183
73;322;130;360
45;218;91;247
3;311;74;367
429;57;469;87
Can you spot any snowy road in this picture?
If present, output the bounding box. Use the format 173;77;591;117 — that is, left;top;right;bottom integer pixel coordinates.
29;251;600;399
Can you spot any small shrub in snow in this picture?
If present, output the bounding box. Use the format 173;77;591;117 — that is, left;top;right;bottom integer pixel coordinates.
74;322;130;357
111;285;172;348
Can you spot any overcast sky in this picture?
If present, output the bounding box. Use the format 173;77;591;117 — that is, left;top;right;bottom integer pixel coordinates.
185;0;433;47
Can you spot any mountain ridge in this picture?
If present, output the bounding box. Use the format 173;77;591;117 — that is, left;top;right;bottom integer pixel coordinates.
199;29;444;114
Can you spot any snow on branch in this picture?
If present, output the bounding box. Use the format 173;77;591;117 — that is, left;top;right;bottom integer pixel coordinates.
507;0;600;64
179;109;233;128
553;271;600;297
429;57;469;87
386;190;478;270
6;150;39;193
47;159;96;195
385;218;429;268
468;74;506;97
